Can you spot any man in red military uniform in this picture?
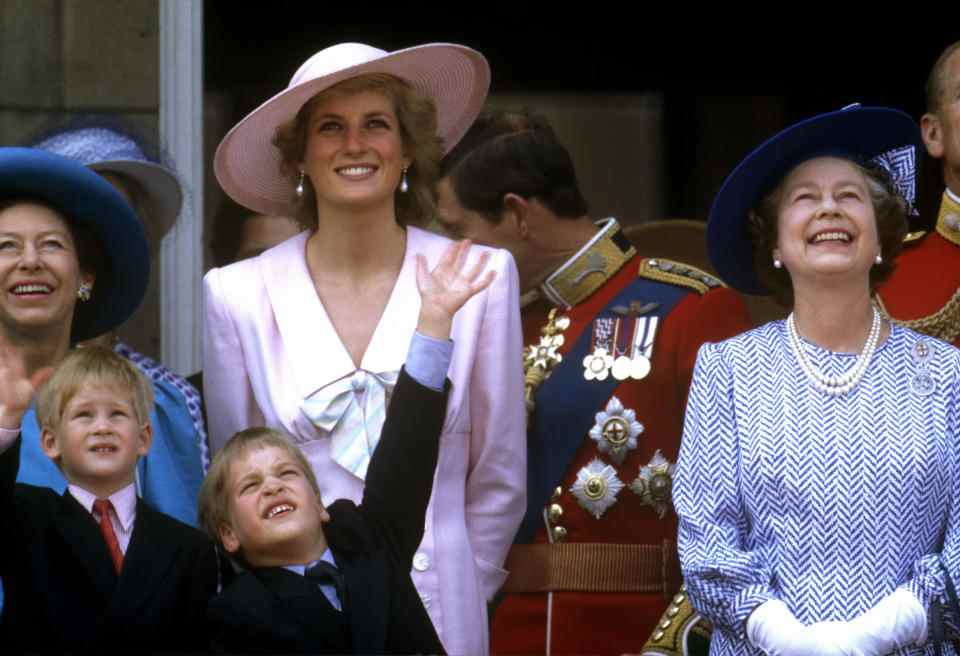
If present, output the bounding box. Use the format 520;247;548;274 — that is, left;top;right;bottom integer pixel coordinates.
436;111;753;655
877;41;960;344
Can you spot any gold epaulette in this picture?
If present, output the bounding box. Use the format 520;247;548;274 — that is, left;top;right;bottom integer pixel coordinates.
639;259;726;295
903;230;928;244
641;586;712;656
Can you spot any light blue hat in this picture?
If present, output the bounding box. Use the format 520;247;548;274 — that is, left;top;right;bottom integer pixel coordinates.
33;127;182;242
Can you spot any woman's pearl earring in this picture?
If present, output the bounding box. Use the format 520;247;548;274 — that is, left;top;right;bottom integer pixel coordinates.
399;166;409;193
773;257;782;269
874;253;883;265
295;170;305;199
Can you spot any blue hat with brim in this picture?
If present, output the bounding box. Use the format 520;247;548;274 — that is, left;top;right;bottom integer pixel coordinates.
0;148;150;341
707;105;923;295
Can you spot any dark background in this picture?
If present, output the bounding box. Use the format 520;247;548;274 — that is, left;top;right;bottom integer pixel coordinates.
205;4;957;228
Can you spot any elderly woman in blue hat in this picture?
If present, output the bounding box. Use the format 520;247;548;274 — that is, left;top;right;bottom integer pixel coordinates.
674;105;960;655
28;125;207;528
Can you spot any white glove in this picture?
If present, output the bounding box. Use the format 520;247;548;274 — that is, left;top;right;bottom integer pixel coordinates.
747;600;804;655
843;588;927;655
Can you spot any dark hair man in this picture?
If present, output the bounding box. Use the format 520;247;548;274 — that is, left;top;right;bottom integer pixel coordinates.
436;110;753;655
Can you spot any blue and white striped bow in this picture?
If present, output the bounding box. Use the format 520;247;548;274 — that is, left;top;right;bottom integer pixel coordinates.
300;369;400;480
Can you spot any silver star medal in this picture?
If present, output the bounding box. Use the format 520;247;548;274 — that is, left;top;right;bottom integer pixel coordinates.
589;396;644;464
526;334;563;369
571;458;624;519
911;339;935;397
630;450;675;519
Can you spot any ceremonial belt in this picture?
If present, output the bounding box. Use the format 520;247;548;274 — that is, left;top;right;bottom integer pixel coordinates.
501;541;681;595
516;277;688;543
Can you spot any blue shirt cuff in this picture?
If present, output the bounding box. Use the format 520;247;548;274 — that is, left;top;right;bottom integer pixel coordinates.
405;331;452;391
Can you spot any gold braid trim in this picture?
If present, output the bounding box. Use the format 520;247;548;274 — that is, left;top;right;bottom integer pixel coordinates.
639;259;726;296
641;585;713;656
876;289;960;344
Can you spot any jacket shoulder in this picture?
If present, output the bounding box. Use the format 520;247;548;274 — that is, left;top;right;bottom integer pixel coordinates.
638;258;726;295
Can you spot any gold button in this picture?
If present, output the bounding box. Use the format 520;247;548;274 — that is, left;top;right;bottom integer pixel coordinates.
552;526;567;542
548;504;563;523
551;486;563;501
660;619;671;629
666;606;679;618
674;594;685;604
653;630;665;641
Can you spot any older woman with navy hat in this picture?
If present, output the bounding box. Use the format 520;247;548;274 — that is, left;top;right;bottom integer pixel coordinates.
674;105;960;656
205;42;525;655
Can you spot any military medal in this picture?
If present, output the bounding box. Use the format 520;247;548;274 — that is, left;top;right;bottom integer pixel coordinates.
571;458;624;519
589;396;643;464
584;318;616;381
910;339;935;397
629;316;658;380
630;450;675;519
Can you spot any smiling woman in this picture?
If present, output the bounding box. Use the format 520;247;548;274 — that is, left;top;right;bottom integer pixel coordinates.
204;42;526;655
0;149;149;491
672;106;960;656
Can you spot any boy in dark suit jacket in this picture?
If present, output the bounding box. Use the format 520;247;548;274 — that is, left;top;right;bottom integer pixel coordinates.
0;345;218;653
199;240;494;654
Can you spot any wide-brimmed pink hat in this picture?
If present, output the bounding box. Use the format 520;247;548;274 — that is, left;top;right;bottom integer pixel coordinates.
214;42;490;217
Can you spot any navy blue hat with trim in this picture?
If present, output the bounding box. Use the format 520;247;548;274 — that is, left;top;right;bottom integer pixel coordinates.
707;105;923;295
0;148;150;341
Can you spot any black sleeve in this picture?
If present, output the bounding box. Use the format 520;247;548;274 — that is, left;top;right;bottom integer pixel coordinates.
359;367;450;565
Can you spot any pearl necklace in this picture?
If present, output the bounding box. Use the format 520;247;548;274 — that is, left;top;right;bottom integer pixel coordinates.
786;306;881;396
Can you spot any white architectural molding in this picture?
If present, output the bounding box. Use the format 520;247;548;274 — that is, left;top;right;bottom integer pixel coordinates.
158;0;203;375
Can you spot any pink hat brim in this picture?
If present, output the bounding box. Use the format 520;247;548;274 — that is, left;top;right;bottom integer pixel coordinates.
214;42;490;217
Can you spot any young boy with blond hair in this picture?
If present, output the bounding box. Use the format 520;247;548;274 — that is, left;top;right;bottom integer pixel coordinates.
199;241;494;654
0;346;218;654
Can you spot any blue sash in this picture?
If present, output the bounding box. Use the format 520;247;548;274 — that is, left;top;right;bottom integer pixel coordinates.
516;277;688;543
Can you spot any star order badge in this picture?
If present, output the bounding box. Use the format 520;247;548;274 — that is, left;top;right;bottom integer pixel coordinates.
526;334;563;370
571;458;624;519
630;450;675;519
588;396;644;464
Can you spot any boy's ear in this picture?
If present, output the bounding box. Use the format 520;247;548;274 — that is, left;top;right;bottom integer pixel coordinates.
40;427;60;462
219;523;241;555
317;498;331;524
137;422;153;457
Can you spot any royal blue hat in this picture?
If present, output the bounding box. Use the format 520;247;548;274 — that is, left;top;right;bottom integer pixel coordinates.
32;126;183;246
0;148;150;341
707;104;923;295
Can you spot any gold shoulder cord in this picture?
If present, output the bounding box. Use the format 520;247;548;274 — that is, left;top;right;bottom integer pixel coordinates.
876;291;960;344
639;259;726;296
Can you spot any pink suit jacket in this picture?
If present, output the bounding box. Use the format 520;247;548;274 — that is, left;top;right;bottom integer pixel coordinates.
202;226;527;655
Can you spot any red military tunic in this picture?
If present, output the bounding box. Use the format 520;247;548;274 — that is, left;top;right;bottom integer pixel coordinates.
491;220;753;656
877;190;960;346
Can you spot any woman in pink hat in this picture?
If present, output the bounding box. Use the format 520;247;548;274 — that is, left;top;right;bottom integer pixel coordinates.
204;42;525;654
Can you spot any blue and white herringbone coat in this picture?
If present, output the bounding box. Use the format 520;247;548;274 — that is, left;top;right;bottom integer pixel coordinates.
675;322;960;656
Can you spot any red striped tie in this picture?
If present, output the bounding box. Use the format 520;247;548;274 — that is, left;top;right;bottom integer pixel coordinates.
92;499;124;574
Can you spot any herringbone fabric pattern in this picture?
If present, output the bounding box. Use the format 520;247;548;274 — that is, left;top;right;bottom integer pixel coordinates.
675;322;960;655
